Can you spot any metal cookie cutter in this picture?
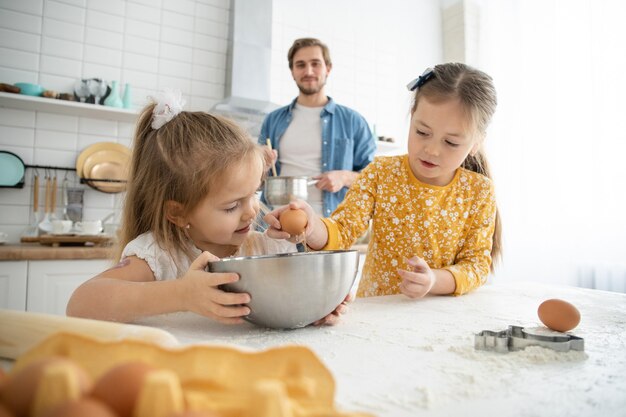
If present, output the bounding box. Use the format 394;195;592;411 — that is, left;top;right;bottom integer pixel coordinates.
475;325;584;353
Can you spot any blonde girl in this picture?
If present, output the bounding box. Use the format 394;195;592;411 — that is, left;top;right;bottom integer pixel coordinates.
266;63;502;299
67;90;295;323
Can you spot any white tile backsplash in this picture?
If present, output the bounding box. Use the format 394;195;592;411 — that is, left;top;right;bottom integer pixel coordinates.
0;28;41;53
86;27;123;49
0;109;36;128
124;35;159;56
42;17;84;41
126;2;162;24
40;54;82;78
162;11;194;30
83;45;123;67
36;113;79;132
160;26;194;47
35;129;78;151
0;126;36;147
124;19;160;40
78;117;118;136
87;0;125;16
0;9;42;34
0;47;40;72
45;0;86;24
162;0;195;16
159;43;193;63
41;36;83;61
0;0;44;16
85;9;124;33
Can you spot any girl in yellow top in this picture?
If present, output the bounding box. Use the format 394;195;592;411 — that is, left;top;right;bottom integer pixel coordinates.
266;63;502;298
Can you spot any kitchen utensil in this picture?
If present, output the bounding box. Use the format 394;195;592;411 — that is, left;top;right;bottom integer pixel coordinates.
263;176;319;207
38;175;53;233
209;250;359;329
49;173;58;221
13;82;44;96
0;309;178;360
475;325;584;353
22;172;40;237
61;174;69;220
65;187;84;222
0;150;26;187
266;138;277;176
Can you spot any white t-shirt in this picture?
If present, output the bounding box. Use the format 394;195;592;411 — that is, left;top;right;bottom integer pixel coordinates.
279;104;324;214
121;231;296;281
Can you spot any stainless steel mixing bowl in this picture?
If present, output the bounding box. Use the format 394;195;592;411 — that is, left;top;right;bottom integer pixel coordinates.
263;176;318;206
208;250;359;329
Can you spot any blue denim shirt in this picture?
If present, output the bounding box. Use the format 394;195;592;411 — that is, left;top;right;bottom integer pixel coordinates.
258;97;376;216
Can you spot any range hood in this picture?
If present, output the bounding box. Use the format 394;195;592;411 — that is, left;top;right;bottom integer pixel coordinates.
211;0;279;138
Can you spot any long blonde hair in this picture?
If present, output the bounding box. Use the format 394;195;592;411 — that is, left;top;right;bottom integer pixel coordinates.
410;62;502;265
114;104;265;263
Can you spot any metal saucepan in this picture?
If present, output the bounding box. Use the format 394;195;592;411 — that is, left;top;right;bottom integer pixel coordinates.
263;176;318;206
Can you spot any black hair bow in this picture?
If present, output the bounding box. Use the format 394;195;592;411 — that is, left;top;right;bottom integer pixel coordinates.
406;68;434;91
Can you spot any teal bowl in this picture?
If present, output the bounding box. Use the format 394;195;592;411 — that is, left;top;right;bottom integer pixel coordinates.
14;83;44;96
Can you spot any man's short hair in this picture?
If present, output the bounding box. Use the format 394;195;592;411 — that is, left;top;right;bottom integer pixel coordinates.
287;38;332;69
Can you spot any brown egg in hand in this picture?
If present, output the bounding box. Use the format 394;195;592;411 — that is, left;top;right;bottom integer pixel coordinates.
538;298;581;332
279;209;308;236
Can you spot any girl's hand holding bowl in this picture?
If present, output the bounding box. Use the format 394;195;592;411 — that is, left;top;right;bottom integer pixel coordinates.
180;251;251;324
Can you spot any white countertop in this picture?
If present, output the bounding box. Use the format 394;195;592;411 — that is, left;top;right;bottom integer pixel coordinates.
138;282;626;417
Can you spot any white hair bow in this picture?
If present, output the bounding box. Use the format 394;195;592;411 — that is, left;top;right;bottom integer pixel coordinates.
149;89;186;129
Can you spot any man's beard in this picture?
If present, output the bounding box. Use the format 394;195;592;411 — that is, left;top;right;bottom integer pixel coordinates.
296;77;326;95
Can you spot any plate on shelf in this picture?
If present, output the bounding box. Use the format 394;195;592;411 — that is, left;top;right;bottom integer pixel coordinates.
0;151;25;187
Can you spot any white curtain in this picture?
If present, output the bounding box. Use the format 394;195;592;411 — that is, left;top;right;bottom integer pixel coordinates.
472;0;626;288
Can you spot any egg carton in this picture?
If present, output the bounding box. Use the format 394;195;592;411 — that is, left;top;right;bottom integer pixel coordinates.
1;332;374;417
474;325;584;353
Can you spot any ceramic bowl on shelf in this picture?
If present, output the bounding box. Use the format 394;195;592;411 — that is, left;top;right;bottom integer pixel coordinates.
208;250;359;329
14;83;44;96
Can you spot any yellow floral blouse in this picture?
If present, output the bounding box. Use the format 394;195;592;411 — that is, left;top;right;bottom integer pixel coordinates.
321;155;497;297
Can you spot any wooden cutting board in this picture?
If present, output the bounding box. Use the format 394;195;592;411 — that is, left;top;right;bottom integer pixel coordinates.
0;309;178;360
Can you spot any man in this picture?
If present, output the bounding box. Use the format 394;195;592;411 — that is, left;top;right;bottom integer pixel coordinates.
259;38;376;216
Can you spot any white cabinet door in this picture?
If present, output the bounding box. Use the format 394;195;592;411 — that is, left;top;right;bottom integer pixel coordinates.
27;260;109;316
0;261;28;311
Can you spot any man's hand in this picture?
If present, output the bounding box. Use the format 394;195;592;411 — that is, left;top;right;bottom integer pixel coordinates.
313;170;358;192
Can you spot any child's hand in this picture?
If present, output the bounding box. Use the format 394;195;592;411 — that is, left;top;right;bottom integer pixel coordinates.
313;293;354;326
179;251;251;324
397;257;436;299
264;200;318;242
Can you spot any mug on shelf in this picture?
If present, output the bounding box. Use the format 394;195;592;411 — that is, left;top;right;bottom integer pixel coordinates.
51;220;73;234
0;232;8;244
75;220;102;235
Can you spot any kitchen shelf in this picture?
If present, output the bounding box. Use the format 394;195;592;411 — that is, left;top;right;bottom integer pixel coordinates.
0;92;138;123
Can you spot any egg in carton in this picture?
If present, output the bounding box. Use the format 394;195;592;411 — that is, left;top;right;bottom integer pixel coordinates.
0;332;374;417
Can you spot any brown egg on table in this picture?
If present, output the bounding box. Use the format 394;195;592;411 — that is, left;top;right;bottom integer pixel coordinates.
42;398;118;417
279;208;308;236
90;362;156;417
0;357;91;417
538;298;581;332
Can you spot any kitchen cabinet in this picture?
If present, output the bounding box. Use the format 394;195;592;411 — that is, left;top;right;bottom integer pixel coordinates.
0;261;27;310
26;259;108;316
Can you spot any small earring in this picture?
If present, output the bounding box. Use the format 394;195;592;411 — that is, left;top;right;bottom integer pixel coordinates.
185;224;190;229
